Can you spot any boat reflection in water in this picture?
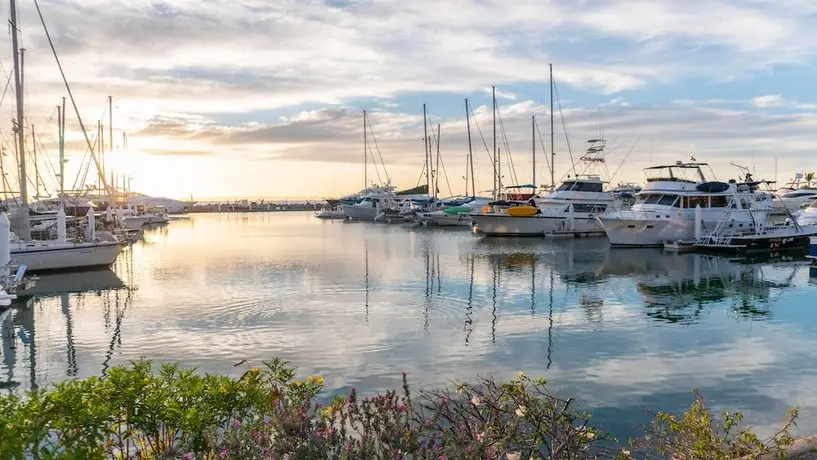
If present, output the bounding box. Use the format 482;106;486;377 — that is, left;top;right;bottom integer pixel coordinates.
1;260;131;393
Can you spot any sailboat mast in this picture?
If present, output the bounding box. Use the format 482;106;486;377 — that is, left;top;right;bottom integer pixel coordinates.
423;104;429;197
109;95;113;192
492;86;497;199
531;115;536;190
363;109;367;193
435;124;440;200
32;125;39;198
58;99;65;196
549;63;555;192
10;0;31;240
465;98;475;197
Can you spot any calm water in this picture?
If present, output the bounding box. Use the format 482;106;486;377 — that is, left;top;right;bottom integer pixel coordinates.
3;212;817;439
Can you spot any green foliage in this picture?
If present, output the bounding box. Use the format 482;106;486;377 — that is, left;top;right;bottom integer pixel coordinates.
0;364;802;460
631;391;798;460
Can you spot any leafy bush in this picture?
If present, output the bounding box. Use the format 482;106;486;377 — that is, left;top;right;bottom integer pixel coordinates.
629;391;798;460
0;361;801;460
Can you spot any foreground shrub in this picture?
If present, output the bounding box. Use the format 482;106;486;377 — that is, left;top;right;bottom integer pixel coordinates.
629;391;798;460
0;360;800;459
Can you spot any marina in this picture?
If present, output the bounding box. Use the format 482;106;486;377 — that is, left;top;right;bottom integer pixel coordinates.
2;0;817;455
4;213;817;443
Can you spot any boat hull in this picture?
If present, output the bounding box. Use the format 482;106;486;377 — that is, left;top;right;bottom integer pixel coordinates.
123;216;150;229
426;213;473;227
11;242;122;272
471;214;546;236
343;205;378;221
598;217;696;247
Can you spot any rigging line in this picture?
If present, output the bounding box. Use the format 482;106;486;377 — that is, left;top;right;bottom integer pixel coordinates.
609;136;641;185
415;158;426;188
496;108;519;187
366;115;390;184
33;0;114;204
434;130;454;197
71;104;107;191
468;105;495;165
366;139;384;186
534;118;553;182
552;80;577;177
0;69;13;117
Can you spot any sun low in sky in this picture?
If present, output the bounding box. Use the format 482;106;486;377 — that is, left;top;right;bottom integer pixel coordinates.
2;0;817;200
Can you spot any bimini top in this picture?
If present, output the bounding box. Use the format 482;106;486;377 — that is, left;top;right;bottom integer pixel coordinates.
643;161;710;170
643;161;709;184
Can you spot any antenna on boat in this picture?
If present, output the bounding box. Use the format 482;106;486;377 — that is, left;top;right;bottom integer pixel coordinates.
363;109;368;193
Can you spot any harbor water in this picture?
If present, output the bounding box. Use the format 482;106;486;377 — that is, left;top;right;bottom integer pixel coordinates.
3;212;817;440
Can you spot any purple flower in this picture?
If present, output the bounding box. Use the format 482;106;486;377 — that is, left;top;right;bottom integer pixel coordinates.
183;454;193;460
219;449;229;458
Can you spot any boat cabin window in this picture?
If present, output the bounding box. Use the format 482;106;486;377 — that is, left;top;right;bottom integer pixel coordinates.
686;196;709;208
557;181;603;193
785;191;817;198
570;203;607;213
657;195;678;207
709;195;728;208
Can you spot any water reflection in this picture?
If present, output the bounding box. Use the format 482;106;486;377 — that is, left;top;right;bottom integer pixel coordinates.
2;213;817;442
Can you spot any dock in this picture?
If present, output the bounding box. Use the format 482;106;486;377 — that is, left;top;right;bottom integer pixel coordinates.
188;201;322;213
545;230;606;239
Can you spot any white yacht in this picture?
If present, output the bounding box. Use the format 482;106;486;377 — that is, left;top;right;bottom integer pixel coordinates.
796;199;817;226
773;178;817;212
471;139;619;236
598;161;762;247
342;187;395;221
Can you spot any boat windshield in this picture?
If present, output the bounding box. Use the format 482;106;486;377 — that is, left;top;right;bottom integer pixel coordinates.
557;181;603;192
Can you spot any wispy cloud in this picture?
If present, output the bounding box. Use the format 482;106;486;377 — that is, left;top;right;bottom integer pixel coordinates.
5;0;817;197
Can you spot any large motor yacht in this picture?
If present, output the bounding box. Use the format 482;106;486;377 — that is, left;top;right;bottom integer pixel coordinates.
598;161;763;247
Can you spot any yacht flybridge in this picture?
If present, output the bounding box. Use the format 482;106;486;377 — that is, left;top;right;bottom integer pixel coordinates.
598;161;762;247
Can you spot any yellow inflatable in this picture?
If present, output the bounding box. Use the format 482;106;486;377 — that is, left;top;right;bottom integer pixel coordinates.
507;205;538;217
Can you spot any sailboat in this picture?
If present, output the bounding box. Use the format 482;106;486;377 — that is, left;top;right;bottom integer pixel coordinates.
5;0;122;272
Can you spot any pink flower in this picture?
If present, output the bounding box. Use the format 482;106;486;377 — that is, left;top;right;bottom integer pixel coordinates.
470;396;480;406
476;431;485;442
219;449;229;458
183;454;193;460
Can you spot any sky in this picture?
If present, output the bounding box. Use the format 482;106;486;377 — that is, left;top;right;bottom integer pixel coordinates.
2;0;817;200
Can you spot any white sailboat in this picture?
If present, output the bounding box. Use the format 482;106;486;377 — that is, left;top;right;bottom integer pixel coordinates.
4;0;122;272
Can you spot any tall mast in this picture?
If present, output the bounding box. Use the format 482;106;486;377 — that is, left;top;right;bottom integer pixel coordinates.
531;115;536;189
492;85;497;199
108;96;113;192
423;104;429;197
435;124;440;200
10;0;31;240
58;99;65;196
549;63;555;192
465;99;475;197
32;124;39;198
363;110;368;192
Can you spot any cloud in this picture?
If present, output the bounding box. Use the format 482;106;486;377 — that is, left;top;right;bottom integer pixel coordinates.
8;0;817;199
752;94;785;108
